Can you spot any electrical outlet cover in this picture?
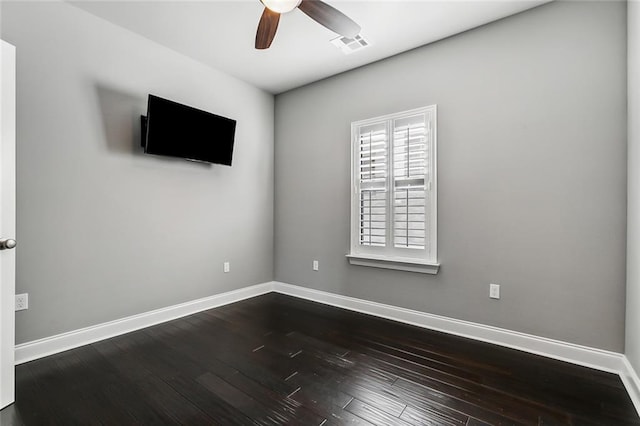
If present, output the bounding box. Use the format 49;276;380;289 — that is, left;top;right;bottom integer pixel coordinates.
15;293;28;311
489;284;500;299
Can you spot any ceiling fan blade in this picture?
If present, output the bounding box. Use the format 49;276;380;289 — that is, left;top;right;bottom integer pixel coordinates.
298;0;360;39
255;7;281;49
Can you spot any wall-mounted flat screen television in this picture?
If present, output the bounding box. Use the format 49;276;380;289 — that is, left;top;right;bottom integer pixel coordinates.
141;94;236;166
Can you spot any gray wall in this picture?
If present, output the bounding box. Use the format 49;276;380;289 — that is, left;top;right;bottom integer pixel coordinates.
627;0;640;372
2;2;274;344
274;1;627;351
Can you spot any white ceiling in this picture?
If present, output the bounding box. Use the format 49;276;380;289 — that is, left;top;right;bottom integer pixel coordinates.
70;0;549;94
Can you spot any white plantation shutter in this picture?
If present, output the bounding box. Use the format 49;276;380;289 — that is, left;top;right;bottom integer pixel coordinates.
358;123;387;246
351;105;437;266
393;114;428;250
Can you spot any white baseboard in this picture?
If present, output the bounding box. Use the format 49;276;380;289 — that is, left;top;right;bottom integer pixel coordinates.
15;280;622;372
272;282;640;415
274;281;640;415
14;282;274;365
621;356;640;417
13;279;640;417
272;281;624;374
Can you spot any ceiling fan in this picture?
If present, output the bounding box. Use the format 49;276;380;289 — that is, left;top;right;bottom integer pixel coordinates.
255;0;361;49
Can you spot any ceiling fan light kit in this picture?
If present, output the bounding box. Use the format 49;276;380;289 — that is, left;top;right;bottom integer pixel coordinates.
255;0;361;50
261;0;302;14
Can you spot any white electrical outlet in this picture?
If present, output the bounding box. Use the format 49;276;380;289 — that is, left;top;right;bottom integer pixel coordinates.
313;260;319;271
15;293;28;311
489;283;500;299
223;262;230;273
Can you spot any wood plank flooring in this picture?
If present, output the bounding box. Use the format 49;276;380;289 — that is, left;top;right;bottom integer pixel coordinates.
1;292;638;425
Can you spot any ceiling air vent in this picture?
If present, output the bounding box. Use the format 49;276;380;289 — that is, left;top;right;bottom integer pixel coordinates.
331;34;369;55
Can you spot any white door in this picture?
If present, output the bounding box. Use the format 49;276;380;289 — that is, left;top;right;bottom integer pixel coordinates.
0;40;17;410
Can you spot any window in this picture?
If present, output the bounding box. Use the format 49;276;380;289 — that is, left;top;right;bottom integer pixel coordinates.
348;106;439;274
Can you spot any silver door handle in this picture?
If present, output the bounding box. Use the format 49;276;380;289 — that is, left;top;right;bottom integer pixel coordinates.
0;239;16;250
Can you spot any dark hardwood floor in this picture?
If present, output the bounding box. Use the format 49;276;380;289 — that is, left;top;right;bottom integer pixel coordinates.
1;292;638;425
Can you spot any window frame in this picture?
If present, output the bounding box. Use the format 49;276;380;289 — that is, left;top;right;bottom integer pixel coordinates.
347;105;439;274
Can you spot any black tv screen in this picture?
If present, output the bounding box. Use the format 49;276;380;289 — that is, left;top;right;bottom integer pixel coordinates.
141;95;236;165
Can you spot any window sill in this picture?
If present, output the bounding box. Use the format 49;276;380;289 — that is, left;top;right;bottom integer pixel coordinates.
346;254;440;275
